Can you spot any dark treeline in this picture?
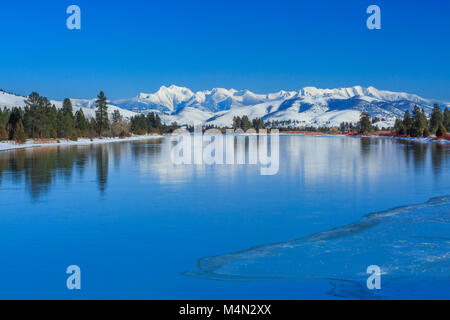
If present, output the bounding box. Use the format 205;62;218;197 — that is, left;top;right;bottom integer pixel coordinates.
0;91;164;143
265;117;388;133
265;119;318;131
394;104;449;138
184;116;266;133
339;113;389;134
129;113;163;135
129;113;186;135
232;115;265;131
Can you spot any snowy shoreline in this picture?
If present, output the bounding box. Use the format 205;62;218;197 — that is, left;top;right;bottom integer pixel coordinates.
277;132;450;143
380;135;450;144
1;132;448;153
0;135;163;152
355;134;450;144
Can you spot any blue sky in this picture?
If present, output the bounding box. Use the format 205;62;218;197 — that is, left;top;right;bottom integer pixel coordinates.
0;0;449;100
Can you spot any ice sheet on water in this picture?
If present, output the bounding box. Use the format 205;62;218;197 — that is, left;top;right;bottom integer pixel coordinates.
186;196;450;299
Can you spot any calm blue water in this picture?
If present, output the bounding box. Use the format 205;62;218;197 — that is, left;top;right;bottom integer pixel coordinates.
0;136;449;299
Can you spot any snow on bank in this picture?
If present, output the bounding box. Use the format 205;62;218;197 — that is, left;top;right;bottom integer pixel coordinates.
0;135;163;152
388;136;450;144
1;133;448;153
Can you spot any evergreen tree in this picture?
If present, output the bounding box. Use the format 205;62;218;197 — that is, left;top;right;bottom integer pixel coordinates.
241;115;252;131
58;98;75;138
24;92;47;138
75;109;88;136
21;93;57;139
394;118;406;135
423;127;431;137
436;123;447;137
411;105;428;137
252;118;265;131
147;112;155;129
22;107;32;137
95;91;109;135
145;112;162;133
57;108;65;138
130;114;148;134
44;103;58;138
402;110;413;135
420;108;428;137
0;122;8;141
112;110;122;124
8;107;24;140
155;114;162;132
429;104;443;134
443;108;450;131
359;112;372;134
13;120;26;143
0;107;11;127
233;116;242;130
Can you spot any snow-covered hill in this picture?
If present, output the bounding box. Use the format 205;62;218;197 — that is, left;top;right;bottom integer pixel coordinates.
0;90;138;119
2;86;448;128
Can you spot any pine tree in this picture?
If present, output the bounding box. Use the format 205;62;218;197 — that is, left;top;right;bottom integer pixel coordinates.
411;105;427;137
252;118;265;131
75;109;88;136
436;123;447;137
429;104;443;134
24;92;43;138
0;107;11;127
241;115;252;131
44;103;58;138
57;108;65;138
59;98;75;138
146;112;155;130
112;110;122;124
13;121;26;143
420;108;428;136
394;118;406;135
130;114;148;134
155;114;162;132
0;123;8;141
359;112;372;134
95;91;109;135
444;108;450;131
402;110;413;135
233;116;242;130
8;107;24;140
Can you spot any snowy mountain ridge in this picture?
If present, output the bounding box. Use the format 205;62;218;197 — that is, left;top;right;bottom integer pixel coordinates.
1;86;448;128
112;85;448;128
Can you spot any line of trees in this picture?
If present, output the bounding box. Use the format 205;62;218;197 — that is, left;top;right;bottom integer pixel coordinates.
394;104;449;138
232;115;265;131
0;91;164;143
129;113;163;135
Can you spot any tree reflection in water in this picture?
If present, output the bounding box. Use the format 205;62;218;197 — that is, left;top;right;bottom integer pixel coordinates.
0;140;163;200
0;137;447;200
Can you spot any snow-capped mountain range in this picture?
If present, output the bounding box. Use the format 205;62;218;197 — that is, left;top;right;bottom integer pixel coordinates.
1;85;448;128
